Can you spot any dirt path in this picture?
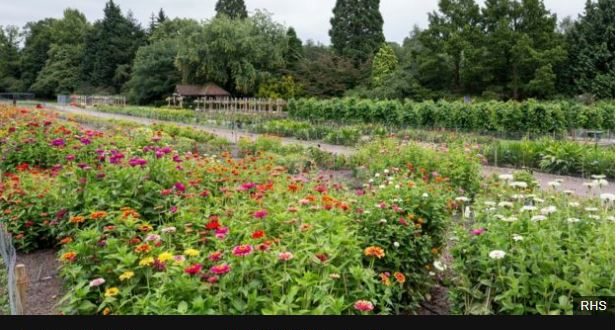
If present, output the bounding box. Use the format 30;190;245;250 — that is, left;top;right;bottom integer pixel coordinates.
16;250;62;315
46;104;614;197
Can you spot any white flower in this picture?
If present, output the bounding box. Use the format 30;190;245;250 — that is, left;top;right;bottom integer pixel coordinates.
510;181;528;189
484;201;496;207
520;205;536;212
394;184;400;189
511;194;525;200
383;169;389;174
455;196;469;202
422;193;429;198
502;216;518;222
433;260;447;272
89;278;105;287
563;190;574;195
161;226;176;234
540;206;557;215
362;183;369;188
498;174;514;181
600;193;615;203
486;207;497;212
144;234;161;242
498;201;513;208
379;218;387;224
566;218;581;223
379;184;386;189
548;181;560;188
493;214;504;220
588;215;600;220
531;215;547;222
375;173;380;178
584;207;599;212
533;197;545;203
368;179;374;184
569;202;580;207
512;234;524;241
429;271;436;276
489;250;506;260
393;242;400;248
592;174;606;180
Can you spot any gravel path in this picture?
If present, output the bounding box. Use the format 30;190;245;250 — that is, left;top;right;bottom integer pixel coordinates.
46;104;614;198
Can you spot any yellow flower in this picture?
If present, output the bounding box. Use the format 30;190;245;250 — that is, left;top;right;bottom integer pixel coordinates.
183;248;200;257
119;271;134;281
104;287;119;297
139;257;154;266
102;307;111;315
158;252;173;262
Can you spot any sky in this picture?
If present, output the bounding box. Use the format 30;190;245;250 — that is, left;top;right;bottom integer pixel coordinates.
0;0;587;44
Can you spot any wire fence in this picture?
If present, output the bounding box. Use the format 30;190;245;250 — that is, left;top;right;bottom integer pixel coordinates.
0;223;19;315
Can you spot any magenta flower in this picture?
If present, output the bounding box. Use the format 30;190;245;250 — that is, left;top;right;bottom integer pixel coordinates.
50;138;65;147
239;182;256;191
253;209;268;219
215;227;229;239
232;244;253;257
174;182;186;192
210;263;231;275
128;157;147;167
80;137;91;145
471;228;486;236
353;300;374;312
66;154;75;161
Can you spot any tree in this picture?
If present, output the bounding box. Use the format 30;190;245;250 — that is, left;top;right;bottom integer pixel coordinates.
215;0;248;19
284;27;303;69
148;8;168;34
329;0;385;64
20;18;56;91
0;25;22;91
127;19;198;104
562;0;614;98
175;11;287;95
81;0;145;92
371;43;399;86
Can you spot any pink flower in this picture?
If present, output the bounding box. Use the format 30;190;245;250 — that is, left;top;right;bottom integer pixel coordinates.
232;244;253;257
253;209;268;219
287;206;298;213
278;252;294;262
89;278;105;287
210;263;231;275
174;182;186;192
184;263;202;276
208;251;223;262
206;275;219;284
128;157;147;167
66;154;75;161
215;227;229;239
239;182;256;191
50;138;65;147
471;228;486;236
353;300;374;312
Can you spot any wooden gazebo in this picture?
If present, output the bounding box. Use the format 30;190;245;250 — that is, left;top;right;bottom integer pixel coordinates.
168;83;231;107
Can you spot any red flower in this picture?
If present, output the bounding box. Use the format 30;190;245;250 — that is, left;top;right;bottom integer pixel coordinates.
184;263;202;276
208;251;223;262
316;253;329;262
210;263;231;275
251;230;265;239
314;184;327;194
206;219;221;230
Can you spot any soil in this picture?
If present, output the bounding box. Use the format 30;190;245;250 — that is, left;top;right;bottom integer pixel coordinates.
15;249;62;315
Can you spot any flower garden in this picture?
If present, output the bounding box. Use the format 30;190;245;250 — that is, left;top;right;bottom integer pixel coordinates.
0;104;613;315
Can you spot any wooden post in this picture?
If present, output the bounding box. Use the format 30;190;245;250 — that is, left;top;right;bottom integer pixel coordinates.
15;264;27;315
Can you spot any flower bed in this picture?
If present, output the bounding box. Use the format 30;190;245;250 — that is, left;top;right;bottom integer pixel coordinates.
0;106;456;314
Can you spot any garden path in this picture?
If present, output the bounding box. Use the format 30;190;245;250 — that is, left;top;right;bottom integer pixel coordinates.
16;249;62;315
46;104;614;198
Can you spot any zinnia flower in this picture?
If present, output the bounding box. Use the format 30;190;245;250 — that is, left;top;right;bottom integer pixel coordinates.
89;278;105;287
278;252;294;261
184;263;202;276
253;209;268;219
208;251;223;262
184;248;200;257
393;272;406;284
210;263;231;275
139;257;154;266
158;252;173;262
470;228;486;236
119;271;134;281
251;230;265;239
488;250;506;260
353;300;374;312
60;251;77;262
363;246;385;259
104;287;119;297
232;244;253;257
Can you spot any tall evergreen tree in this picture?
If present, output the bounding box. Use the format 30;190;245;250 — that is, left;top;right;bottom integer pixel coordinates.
215;0;248;19
284;27;303;69
562;0;614;98
80;0;145;92
329;0;385;64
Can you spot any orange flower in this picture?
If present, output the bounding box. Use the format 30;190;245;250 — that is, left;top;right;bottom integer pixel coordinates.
393;272;406;284
59;237;73;245
102;307;111;315
121;207;140;219
69;216;85;224
379;272;391;286
138;224;153;232
60;251;77;262
90;211;108;220
364;246;385;259
134;243;151;254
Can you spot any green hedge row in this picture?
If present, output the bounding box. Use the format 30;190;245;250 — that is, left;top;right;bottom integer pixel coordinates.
288;98;615;135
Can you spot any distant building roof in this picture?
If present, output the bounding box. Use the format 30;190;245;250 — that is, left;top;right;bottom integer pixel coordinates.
175;83;230;97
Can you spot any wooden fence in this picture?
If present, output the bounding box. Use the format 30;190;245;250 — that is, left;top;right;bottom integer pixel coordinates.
195;98;287;114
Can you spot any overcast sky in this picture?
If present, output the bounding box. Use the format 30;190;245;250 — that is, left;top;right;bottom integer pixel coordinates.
1;0;587;44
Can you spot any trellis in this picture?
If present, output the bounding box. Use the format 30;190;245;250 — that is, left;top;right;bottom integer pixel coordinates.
66;95;126;108
195;97;287;115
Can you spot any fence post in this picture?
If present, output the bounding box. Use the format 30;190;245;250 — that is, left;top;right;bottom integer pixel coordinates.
15;264;27;315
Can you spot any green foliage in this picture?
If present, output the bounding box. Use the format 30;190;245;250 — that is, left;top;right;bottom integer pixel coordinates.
215;0;248;19
175;12;287;95
257;75;303;99
372;44;399;86
0;25;23;91
329;0;385;63
284;27;303;69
